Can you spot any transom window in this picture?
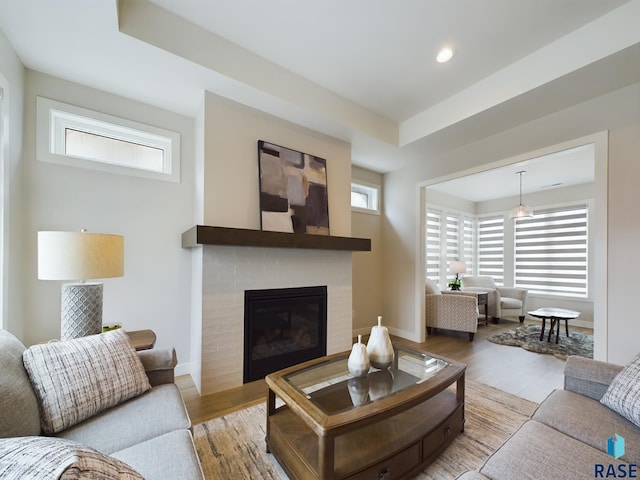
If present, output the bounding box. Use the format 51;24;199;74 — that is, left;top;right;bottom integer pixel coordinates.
36;97;180;182
351;181;380;214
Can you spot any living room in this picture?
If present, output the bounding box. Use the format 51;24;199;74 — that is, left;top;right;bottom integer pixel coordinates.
1;1;640;479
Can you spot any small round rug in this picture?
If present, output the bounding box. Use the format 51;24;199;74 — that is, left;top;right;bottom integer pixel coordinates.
488;323;593;359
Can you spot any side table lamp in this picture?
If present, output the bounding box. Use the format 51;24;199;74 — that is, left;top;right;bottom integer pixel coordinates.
448;260;467;291
38;230;124;341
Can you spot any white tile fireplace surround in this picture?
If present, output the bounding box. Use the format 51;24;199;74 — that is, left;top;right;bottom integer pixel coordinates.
199;245;353;395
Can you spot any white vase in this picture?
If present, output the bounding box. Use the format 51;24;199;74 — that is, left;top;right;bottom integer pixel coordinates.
348;334;370;378
366;316;394;370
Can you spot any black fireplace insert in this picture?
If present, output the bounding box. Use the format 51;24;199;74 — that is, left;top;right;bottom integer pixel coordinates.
243;286;327;383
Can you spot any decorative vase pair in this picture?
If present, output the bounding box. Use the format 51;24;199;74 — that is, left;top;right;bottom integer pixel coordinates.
347;316;395;378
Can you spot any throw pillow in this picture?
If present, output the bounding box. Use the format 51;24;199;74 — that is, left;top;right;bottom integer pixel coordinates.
23;329;151;434
0;436;143;479
600;352;640;427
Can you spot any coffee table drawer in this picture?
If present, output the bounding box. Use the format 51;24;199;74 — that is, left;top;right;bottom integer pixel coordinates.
422;404;464;461
347;442;420;480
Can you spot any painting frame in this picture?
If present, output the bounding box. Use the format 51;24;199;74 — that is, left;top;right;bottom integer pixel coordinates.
257;140;330;236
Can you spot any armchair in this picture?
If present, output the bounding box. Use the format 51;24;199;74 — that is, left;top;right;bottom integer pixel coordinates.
461;275;528;323
425;279;478;341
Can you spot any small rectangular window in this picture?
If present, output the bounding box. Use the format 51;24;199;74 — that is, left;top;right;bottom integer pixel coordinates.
351;181;380;214
36;97;180;182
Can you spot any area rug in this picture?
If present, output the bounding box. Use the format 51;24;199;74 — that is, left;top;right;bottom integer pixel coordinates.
488;323;593;359
193;380;537;480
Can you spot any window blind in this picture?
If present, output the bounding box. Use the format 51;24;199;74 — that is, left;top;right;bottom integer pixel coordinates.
514;205;588;297
445;215;460;282
478;216;504;286
425;210;442;282
462;217;475;277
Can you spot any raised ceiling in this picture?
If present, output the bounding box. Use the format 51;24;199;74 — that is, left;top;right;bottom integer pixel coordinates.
0;0;639;173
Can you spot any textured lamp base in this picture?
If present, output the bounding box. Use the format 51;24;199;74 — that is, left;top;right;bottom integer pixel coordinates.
61;283;103;341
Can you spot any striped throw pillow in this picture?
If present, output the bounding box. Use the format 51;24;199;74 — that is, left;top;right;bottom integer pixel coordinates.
23;329;151;434
0;436;143;479
601;352;640;427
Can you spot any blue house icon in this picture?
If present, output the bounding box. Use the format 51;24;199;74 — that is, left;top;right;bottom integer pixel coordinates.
607;434;625;459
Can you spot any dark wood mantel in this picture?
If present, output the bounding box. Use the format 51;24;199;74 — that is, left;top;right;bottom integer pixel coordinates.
182;225;371;252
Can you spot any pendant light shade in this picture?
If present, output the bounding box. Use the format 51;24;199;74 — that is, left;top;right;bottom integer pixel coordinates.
509;171;533;220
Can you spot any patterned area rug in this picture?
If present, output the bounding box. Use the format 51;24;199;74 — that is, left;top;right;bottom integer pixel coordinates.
488;323;593;359
193;380;537;480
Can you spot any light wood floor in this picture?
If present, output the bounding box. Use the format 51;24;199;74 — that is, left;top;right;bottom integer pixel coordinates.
177;319;593;425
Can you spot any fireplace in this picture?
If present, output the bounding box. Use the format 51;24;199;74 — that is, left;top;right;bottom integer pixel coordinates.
243;286;327;383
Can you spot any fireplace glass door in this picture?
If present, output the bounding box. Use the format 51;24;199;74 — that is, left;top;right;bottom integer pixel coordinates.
244;286;327;383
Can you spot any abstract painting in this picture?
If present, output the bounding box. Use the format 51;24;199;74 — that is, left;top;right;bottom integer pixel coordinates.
258;140;329;235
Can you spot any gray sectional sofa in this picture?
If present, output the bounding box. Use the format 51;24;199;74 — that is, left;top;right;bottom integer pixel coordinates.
0;329;204;479
458;355;639;480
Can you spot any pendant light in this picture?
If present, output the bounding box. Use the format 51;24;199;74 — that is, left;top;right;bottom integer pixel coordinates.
509;171;533;220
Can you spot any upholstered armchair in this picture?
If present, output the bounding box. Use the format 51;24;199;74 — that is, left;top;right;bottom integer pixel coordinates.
461;275;528;323
425;279;478;341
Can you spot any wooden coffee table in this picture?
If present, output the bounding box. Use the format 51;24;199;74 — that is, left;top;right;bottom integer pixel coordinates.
265;345;465;480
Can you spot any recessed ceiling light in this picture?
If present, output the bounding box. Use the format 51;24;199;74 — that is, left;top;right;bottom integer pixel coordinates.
436;47;454;63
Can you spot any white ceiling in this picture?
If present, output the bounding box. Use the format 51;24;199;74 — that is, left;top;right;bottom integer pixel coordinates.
427;144;595;202
1;0;639;175
147;0;629;122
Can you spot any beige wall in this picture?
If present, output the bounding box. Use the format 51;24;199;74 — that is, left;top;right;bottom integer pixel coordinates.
202;92;351;236
351;166;384;334
21;71;196;375
383;81;640;365
607;116;640;365
0;29;25;338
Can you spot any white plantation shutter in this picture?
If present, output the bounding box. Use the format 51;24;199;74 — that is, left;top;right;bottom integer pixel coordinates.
514;205;588;297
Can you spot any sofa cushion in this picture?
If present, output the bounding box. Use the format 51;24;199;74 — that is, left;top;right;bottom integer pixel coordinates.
112;429;204;480
0;436;143;479
23;329;151;434
533;389;640;464
564;355;623;401
0;330;41;438
461;276;496;289
56;383;191;455
480;420;630;480
500;297;522;309
600;352;640;428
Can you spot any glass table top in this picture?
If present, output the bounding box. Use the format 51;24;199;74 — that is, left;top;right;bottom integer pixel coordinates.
283;346;450;414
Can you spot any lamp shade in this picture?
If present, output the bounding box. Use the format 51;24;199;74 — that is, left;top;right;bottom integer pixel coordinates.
449;260;467;275
38;231;124;281
509;204;534;220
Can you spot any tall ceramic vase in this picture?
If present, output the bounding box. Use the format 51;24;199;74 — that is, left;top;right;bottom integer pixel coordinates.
348;334;370;378
366;316;394;369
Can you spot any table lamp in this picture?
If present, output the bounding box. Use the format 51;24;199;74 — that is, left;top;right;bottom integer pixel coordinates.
448;260;467;291
38;230;124;341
